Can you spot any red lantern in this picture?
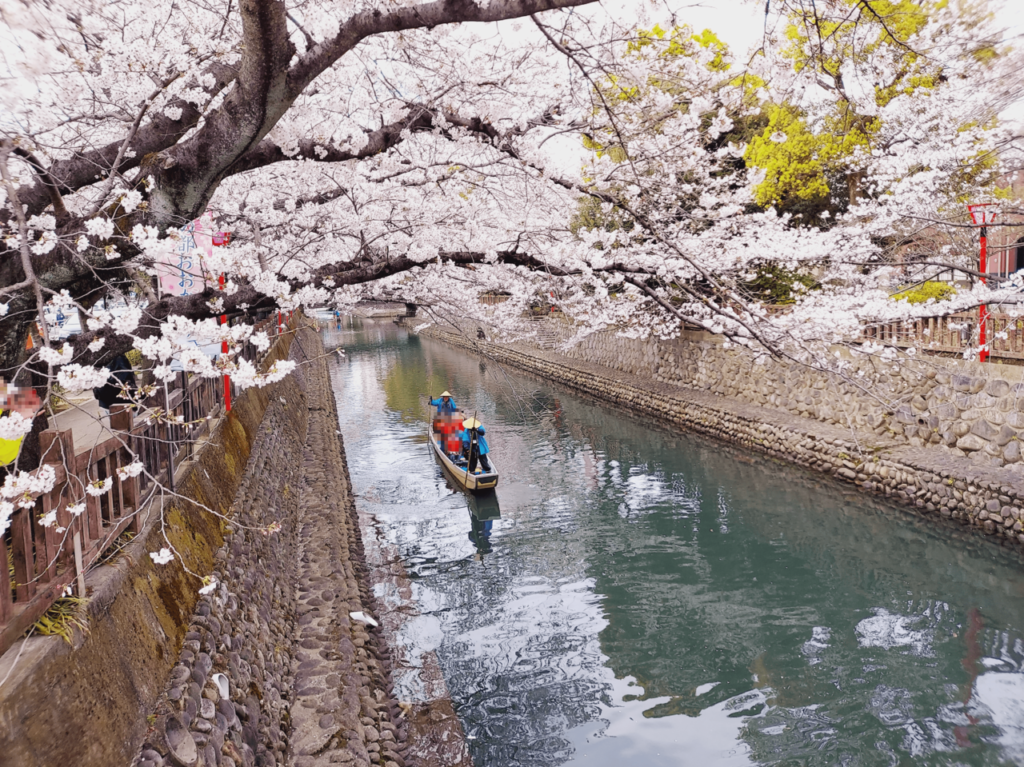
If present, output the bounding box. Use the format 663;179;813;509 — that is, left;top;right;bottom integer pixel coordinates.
212;231;232;247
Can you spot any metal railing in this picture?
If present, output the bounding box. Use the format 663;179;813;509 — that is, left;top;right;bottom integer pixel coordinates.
0;311;291;656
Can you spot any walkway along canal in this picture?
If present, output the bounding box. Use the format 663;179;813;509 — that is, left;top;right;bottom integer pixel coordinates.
325;317;1024;767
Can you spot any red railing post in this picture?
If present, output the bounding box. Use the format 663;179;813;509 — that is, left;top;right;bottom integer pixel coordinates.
980;227;989;363
219;273;231;412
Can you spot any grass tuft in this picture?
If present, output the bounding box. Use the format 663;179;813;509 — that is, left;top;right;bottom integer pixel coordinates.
33;596;90;644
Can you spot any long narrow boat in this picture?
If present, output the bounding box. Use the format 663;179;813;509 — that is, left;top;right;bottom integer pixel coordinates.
429;413;499;493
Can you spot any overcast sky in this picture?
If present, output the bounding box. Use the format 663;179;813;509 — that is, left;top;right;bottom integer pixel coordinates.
676;0;1024;58
665;0;1024;124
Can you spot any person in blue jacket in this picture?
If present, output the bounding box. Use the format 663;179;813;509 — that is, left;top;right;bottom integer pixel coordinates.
429;391;458;414
461;418;492;472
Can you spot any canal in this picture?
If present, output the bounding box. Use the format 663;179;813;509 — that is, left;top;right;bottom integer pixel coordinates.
323;318;1024;767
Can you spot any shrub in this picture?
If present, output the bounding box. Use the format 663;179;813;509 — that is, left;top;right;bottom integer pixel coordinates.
892;281;957;304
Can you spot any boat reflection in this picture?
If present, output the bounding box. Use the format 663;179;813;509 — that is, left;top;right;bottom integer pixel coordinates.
467;492;501;556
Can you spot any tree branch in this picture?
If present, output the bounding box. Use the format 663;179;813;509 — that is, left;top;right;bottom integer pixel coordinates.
287;0;601;98
5;61;238;222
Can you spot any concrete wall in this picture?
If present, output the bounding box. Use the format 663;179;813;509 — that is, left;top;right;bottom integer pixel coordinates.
0;321;300;767
513;321;1024;470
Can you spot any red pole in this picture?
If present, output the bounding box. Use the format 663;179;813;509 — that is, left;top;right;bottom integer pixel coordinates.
219;273;231;411
980;227;988;363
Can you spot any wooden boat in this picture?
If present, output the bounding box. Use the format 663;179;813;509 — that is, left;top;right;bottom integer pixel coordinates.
429;412;499;493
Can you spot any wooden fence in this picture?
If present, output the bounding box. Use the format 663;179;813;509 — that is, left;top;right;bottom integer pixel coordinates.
0;311;289;656
861;311;1024;361
479;294;511;306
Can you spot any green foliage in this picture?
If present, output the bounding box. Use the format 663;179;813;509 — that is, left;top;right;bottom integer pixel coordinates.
781;0;936;83
684;28;731;71
587;24;739;163
747;0;1000;220
578;24;757;235
626;24;730;71
744;103;875;218
892;281;957;304
745;105;828;209
743;264;818;305
569;196;634;248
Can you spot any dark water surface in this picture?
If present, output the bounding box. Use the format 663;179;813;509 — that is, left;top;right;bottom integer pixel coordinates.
323;318;1024;767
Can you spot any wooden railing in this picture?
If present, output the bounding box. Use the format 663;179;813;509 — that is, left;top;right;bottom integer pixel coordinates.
0;311;289;656
861;311;1024;361
479;294;511;306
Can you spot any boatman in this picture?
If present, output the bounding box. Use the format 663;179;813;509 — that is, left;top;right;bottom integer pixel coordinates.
430;391;458;415
461;417;492;473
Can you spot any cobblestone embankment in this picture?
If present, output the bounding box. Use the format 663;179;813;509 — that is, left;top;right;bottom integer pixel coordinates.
514;317;1024;466
132;327;417;767
0;319;300;767
416;325;1024;554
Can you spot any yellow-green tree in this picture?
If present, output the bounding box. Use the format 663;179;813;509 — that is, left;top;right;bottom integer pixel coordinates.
572;24;767;243
745;0;999;220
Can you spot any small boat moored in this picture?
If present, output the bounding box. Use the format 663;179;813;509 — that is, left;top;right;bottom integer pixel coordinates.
429;412;499;493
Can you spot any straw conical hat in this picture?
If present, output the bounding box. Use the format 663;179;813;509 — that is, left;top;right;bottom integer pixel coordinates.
440;390;452;397
463;417;482;429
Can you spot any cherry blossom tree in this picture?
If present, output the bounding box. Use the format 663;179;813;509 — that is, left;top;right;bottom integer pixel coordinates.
0;0;1022;496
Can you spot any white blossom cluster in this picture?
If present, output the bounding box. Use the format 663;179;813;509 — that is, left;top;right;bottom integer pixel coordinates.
0;0;1020;430
0;412;34;441
0;465;57;535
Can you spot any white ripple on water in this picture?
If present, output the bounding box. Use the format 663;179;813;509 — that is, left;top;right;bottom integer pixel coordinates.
801;626;832;666
394;613;445;670
973;670;1024;763
561;676;762;766
855;608;932;656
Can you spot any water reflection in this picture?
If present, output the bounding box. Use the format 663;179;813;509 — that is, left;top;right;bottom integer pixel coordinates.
324;321;1024;767
467;493;501;557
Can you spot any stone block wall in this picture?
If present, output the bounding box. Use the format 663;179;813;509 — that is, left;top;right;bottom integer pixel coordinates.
133;325;414;767
136;367;307;767
509;321;1024;472
419;324;1024;553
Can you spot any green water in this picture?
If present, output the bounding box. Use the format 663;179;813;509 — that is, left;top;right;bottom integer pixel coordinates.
324;318;1024;767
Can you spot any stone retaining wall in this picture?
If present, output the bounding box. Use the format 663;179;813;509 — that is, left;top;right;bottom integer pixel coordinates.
132;326;415;767
505;320;1024;470
417;324;1024;554
0;321;426;767
0;319;300;767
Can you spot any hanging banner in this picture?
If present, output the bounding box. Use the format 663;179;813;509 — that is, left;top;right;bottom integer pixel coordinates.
155;210;215;297
152;211;224;370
